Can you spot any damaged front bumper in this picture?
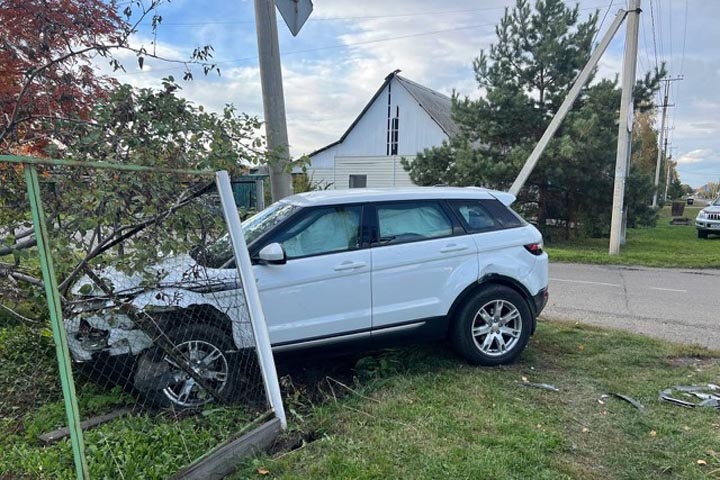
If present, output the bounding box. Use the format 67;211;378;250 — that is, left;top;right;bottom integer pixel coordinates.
65;307;153;362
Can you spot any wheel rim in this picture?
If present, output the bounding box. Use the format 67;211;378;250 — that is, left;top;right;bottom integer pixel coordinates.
162;340;229;408
471;299;522;357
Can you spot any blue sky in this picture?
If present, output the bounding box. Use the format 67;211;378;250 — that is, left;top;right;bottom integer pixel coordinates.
104;0;719;189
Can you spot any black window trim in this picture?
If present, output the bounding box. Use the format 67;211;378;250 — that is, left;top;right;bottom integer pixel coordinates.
445;198;526;235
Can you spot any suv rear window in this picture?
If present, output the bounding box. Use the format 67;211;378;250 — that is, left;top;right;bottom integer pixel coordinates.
376;202;453;245
449;199;525;233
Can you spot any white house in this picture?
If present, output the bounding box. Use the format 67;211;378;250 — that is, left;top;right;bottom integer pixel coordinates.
306;70;459;189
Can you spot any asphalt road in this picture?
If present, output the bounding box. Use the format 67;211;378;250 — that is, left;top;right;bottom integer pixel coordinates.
543;263;720;350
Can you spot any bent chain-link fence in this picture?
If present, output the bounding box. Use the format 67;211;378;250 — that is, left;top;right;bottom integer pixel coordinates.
0;156;283;479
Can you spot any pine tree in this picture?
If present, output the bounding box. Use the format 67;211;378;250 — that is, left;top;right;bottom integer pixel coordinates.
403;0;664;238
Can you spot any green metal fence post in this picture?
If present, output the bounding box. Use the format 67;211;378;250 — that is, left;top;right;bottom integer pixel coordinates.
23;164;90;480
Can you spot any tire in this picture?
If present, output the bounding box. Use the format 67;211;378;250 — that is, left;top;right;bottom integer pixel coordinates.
698;230;708;239
450;285;532;366
134;324;245;409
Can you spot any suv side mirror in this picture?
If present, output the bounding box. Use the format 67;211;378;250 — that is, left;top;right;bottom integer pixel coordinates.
258;243;286;265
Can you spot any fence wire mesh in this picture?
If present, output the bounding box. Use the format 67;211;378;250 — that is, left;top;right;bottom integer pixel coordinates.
1;163;273;479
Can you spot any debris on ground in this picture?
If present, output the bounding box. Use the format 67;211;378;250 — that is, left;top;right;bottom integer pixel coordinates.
518;380;560;392
659;384;720;409
611;393;645;411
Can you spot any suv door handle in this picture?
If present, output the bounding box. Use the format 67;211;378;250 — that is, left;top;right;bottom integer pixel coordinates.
334;261;367;271
440;243;469;253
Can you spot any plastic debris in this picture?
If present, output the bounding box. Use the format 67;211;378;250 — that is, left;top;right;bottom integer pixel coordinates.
659;384;720;409
611;393;645;411
518;381;560;392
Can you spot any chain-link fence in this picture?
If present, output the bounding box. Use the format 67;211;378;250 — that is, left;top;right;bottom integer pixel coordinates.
0;157;283;479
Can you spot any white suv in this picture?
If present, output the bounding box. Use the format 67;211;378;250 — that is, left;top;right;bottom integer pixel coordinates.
696;196;720;238
67;187;548;407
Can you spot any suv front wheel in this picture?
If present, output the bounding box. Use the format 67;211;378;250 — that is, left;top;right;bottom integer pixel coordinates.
451;285;532;366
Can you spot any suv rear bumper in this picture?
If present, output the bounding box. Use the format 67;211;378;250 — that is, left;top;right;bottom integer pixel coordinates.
531;287;549;317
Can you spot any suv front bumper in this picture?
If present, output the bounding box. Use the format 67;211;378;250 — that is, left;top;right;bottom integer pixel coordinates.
696;218;720;231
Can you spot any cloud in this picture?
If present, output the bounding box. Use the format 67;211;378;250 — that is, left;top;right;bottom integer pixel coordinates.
676;149;713;165
84;0;720;187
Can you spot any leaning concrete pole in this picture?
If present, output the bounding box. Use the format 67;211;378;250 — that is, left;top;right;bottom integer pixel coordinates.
254;0;294;202
609;0;641;256
509;8;629;197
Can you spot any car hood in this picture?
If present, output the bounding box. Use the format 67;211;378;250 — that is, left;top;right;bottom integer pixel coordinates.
701;205;720;214
70;254;231;298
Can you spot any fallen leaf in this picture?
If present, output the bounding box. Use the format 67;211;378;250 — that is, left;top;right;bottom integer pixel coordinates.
582;427;590;433
521;376;528;382
578;344;585;351
598;399;605;405
697;460;707;466
257;467;270;475
650;430;657;437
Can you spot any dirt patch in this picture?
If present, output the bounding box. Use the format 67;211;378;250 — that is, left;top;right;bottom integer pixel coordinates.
666;356;720;368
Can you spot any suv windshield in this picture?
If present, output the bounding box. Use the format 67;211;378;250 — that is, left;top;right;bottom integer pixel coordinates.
193;201;300;268
713;197;720;206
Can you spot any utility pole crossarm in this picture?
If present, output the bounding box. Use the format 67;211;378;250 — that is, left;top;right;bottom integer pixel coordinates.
508;7;629;197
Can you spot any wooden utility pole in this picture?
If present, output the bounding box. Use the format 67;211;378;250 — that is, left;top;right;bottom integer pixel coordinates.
609;0;641;256
254;0;294;202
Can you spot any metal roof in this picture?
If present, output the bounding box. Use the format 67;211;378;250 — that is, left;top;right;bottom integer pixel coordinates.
308;71;459;157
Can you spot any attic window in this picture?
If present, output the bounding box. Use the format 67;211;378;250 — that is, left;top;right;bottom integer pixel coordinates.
389;106;399;156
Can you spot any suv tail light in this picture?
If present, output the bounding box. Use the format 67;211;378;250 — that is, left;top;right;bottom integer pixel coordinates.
524;242;544;256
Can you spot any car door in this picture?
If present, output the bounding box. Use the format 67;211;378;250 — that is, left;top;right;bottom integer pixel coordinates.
253;204;372;346
370;200;478;330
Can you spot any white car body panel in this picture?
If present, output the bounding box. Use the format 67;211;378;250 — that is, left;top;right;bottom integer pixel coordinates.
371;235;478;328
254;249;372;344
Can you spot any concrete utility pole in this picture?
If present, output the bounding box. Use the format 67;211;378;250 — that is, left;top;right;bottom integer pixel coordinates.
664;136;673;201
608;0;641;256
652;76;682;207
254;0;294;202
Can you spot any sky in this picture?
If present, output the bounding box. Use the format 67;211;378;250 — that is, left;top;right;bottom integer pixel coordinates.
102;0;719;189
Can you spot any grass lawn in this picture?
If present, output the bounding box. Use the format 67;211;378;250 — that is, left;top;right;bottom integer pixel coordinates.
545;206;720;269
233;321;720;480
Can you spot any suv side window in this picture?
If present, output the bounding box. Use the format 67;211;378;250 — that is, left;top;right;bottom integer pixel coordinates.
449;199;525;233
376;201;453;245
269;206;363;259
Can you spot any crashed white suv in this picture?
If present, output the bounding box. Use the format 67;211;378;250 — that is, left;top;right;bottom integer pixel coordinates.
67;187;548;407
696;196;720;239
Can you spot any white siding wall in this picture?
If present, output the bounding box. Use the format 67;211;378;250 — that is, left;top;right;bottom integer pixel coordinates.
307;77;447;189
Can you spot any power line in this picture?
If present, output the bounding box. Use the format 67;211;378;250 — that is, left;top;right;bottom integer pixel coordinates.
150;2;611;27
679;0;688;74
592;0;615;47
648;0;660;71
113;21;502;77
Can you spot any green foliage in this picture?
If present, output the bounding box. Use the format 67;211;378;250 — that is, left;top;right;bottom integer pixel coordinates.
546;206;720;268
404;0;665;239
1;78;266;303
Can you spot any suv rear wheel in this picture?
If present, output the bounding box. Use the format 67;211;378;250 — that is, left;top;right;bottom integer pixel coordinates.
451;285;532;366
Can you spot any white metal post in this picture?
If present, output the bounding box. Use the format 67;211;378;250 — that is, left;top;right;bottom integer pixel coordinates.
216;170;286;429
609;0;641;256
509;8;629;197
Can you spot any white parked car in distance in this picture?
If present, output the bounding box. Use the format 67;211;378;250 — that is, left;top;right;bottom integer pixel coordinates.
696;196;720;238
67;187;549;408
